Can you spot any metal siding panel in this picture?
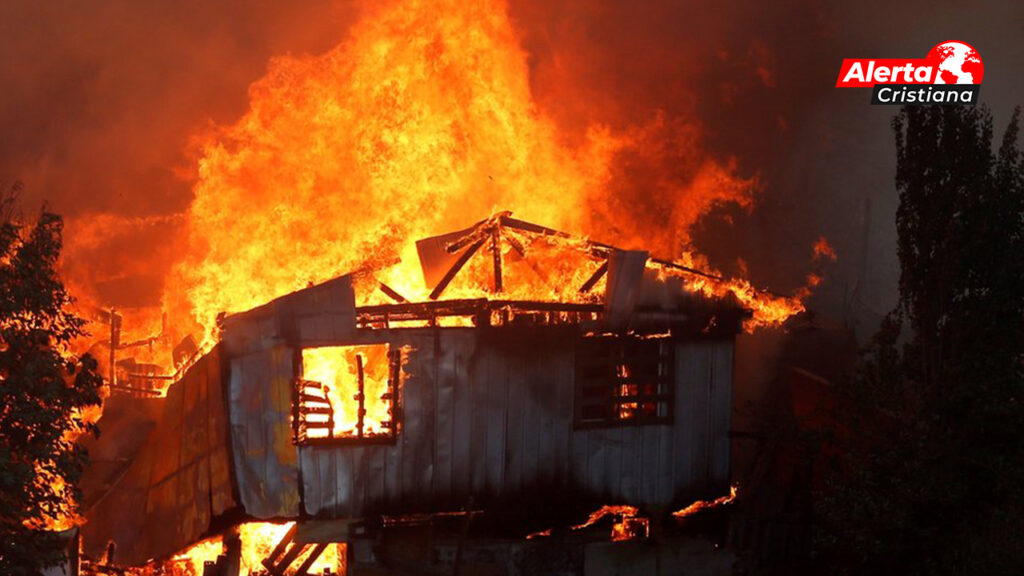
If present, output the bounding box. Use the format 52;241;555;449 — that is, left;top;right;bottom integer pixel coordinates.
466;347;488;497
503;355;524;495
351;446;368;516
585;429;606;498
229;347;300;519
697;343;714;492
485;351;507;496
367;447;386;512
552;351;572;491
605;427;623;501
709;343;734;487
639;426;659;505
404;336;434;506
673;342;711;498
536;375;556;489
385;421;403;506
520;360;540;493
335;449;354;518
205;347;235;516
434;334;454;500
451;340;472;501
300;449;321;517
657;421;676;505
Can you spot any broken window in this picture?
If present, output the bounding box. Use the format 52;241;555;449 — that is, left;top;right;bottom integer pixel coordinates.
574;336;673;427
294;344;401;444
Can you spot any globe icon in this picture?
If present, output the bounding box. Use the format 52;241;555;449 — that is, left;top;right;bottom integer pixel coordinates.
929;41;984;84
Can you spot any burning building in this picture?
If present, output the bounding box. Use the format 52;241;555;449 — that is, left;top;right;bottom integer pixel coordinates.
80;213;752;574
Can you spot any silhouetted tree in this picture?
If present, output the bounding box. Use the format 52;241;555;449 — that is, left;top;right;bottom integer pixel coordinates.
816;105;1024;575
0;184;103;575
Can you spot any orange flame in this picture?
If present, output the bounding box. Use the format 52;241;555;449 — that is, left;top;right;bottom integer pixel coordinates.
571;505;648;542
813;236;837;261
162;522;344;576
161;0;808;346
672;484;739;519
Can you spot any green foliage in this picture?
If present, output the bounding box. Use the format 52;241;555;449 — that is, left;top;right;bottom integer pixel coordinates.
816;106;1024;575
0;187;103;575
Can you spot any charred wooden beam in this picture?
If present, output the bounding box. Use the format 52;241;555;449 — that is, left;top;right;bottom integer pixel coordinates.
108;308;120;387
502;229;527;257
266;543;306;576
648;258;726;281
355;354;365;438
378;282;408;303
498;215;572;239
107;384;162;396
294;543;327;576
490;230;503;292
429;238;485;300
262;523;299;574
579;261;609;293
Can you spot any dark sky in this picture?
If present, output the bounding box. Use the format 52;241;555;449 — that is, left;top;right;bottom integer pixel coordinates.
1;0;1021;337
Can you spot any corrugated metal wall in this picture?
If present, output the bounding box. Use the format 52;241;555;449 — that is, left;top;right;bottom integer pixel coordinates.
82;345;235;565
229;327;733;520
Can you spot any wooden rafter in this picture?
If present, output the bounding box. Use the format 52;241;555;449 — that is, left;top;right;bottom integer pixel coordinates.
428;238;485;300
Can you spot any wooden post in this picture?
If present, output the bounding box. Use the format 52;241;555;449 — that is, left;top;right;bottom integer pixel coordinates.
108;309;120;388
378;282;408;303
294;543;328;576
355;354;365;438
490;230;503;293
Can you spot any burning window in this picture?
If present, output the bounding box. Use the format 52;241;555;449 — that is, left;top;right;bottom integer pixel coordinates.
294;344;401;444
574;336;673;427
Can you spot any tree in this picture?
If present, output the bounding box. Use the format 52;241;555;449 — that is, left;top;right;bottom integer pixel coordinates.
0;185;103;575
816;105;1024;575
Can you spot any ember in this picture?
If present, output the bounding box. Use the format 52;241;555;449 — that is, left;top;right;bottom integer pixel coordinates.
573;505;649;542
673;485;740;519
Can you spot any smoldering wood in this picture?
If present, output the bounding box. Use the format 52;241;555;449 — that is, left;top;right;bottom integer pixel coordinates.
378;282;408;303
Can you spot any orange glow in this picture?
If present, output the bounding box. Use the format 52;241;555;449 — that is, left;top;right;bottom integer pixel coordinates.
237;522;342;576
572;505;648;542
672;484;739;518
161;522;343;576
162;0;813;346
813;236;838;261
169;536;222;576
301;345;393;438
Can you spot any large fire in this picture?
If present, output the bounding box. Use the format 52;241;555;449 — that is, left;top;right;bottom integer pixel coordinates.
161;0;812;349
50;0;832;559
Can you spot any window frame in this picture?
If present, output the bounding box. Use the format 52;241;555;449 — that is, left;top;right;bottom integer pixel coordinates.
292;344;403;446
573;335;675;429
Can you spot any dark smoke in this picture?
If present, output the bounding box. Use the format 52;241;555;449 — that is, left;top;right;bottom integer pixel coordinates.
509;0;1024;336
0;0;361;308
